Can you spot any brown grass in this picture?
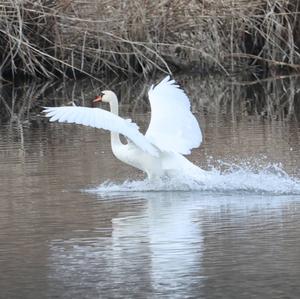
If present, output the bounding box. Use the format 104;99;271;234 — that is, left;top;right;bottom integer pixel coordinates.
0;0;299;79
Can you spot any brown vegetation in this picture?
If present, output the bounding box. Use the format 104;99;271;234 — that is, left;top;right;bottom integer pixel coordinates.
0;0;299;79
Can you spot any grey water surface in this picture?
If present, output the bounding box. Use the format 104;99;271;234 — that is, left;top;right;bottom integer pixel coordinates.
0;75;300;299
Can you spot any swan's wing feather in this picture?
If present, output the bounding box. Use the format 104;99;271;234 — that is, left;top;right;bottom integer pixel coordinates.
146;76;202;154
43;106;159;156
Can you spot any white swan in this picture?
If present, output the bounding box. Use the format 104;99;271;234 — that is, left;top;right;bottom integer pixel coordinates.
44;76;206;180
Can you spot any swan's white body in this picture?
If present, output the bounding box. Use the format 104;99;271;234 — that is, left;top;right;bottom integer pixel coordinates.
44;76;206;180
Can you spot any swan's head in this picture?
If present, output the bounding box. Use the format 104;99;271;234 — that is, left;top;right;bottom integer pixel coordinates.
93;90;117;104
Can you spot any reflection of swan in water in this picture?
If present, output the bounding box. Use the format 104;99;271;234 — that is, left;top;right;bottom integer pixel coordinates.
44;76;206;180
111;192;203;295
48;192;204;297
48;192;295;297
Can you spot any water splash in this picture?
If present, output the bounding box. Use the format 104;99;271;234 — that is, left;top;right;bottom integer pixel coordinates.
88;161;300;195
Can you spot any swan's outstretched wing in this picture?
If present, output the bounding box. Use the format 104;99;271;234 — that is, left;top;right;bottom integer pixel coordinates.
43;106;159;156
146;76;202;154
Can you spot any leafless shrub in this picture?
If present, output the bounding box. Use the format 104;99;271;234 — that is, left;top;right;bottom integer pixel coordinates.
0;0;299;79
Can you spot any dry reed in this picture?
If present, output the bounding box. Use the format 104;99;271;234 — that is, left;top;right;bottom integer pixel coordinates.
0;0;299;79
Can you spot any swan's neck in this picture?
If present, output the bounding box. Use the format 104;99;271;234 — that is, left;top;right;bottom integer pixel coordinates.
109;96;122;149
109;96;119;115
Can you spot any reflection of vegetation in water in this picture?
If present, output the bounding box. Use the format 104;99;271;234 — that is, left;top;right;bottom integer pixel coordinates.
0;75;299;123
183;75;300;122
0;81;52;123
242;77;300;120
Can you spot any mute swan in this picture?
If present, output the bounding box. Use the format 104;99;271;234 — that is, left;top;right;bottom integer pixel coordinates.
44;76;206;180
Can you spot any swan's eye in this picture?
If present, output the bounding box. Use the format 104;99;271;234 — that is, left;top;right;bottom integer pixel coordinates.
100;92;105;97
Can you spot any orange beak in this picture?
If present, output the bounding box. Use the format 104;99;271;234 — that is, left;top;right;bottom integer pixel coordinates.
93;95;102;103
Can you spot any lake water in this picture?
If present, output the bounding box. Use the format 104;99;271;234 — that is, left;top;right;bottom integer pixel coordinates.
0;74;300;298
